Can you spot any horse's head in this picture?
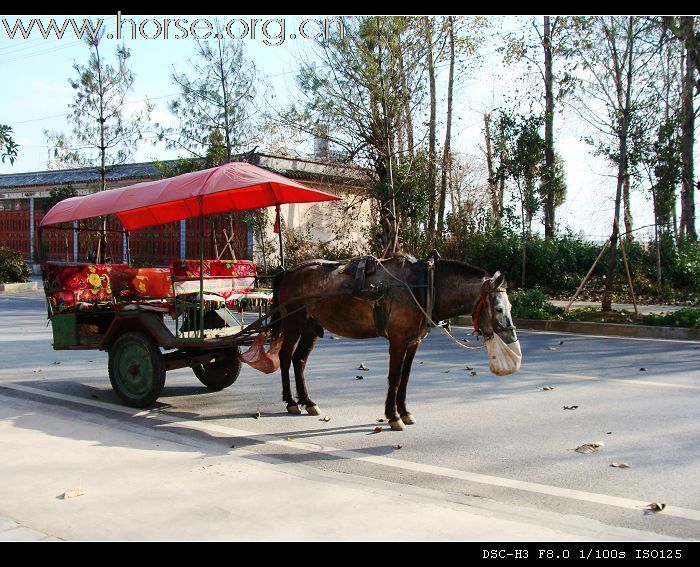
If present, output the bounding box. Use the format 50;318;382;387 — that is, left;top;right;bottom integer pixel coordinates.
472;272;521;376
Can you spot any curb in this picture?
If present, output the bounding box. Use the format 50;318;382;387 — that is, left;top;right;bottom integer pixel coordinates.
0;282;38;294
451;316;700;341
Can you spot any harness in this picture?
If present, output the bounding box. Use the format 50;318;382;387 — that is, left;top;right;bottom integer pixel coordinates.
472;281;512;338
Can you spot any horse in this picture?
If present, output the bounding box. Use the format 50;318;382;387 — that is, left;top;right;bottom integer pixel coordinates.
268;254;521;431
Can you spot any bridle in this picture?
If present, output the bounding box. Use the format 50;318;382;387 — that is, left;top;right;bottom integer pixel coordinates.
472;280;515;338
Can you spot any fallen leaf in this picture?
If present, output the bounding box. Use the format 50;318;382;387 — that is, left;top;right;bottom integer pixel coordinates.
639;368;646;372
358;363;369;371
470;371;477;376
464;366;473;371
396;444;403;450
329;336;339;340
419;361;424;364
373;426;382;433
547;347;558;351
253;411;261;419
321;415;331;422
610;462;630;468
442;369;450;373
53;361;61;365
354;375;364;380
645;502;666;512
229;445;236;449
62;489;85;500
575;442;604;454
542;386;554;391
33;369;42;373
607;432;613;435
376;418;385;423
563;405;579;410
559;340;564;345
287;436;295;442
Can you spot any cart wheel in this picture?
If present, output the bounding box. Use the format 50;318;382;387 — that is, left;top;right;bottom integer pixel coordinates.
108;332;166;408
192;347;241;391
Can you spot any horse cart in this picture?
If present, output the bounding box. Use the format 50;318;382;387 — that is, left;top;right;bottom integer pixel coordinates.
38;162;340;408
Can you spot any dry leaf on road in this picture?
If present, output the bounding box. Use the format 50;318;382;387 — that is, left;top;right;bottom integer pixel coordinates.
644;502;666;512
563;405;579;410
610;462;630;468
542;386;554;391
358;363;369;371
575;442;604;454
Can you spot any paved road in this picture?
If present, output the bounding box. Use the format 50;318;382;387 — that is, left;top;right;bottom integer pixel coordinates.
1;289;699;541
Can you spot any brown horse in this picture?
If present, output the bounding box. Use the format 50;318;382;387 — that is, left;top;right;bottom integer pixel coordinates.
269;254;520;430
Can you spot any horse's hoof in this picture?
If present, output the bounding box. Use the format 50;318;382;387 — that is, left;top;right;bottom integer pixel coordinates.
306;405;321;416
401;413;416;425
287;404;301;415
389;419;405;431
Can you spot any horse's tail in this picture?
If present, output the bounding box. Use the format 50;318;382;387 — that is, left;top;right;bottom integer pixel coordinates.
269;270;286;342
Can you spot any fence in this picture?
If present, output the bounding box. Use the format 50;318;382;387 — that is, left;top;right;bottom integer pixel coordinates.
0;208;250;266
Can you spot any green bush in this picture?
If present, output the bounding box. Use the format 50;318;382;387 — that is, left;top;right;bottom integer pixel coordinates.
0;246;31;284
642;308;700;328
509;286;564;319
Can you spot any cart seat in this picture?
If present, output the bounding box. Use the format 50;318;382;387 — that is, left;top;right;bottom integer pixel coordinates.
169;259;268;309
43;263;125;313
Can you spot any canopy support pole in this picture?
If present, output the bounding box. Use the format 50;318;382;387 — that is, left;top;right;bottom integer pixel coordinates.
199;202;205;339
276;204;285;269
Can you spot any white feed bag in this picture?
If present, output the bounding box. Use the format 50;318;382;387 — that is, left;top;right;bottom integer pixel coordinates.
486;335;522;376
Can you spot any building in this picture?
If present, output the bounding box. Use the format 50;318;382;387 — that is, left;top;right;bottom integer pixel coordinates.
0;152;372;268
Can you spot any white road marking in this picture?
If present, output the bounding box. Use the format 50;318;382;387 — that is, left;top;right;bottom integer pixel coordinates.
2;381;700;523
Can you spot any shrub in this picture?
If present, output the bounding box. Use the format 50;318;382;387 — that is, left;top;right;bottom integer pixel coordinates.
0;246;31;284
509;286;564;319
642;308;700;328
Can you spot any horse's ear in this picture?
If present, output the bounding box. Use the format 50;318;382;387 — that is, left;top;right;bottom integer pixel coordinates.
491;271;505;289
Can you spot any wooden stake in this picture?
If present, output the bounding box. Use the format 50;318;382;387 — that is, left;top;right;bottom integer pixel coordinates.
618;238;639;317
566;239;611;312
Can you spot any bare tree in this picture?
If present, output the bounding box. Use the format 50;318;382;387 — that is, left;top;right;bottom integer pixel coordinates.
570;16;658;311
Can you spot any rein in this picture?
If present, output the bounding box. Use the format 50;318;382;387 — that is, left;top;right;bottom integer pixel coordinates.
376;262;487;351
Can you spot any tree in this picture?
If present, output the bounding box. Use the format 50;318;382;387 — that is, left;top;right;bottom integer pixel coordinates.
570;16;658;311
58;33;151;191
495;111;546;286
45;28;151;262
0;124;19;165
502;16;576;237
164;26;258;162
663;16;698;241
286;17;426;251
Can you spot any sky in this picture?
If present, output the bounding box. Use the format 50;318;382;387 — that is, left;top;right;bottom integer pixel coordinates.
0;14;694;241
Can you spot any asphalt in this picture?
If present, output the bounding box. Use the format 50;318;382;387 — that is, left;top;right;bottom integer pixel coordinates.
0;391;684;542
0;285;696;542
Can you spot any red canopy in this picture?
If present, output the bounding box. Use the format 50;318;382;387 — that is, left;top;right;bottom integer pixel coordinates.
40;161;341;230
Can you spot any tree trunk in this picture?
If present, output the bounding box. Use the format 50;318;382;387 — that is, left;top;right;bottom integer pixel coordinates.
543;16;556;238
679;16;697;241
424;16;438;240
438;16;455;237
622;174;633;242
396;38;415;160
483;113;500;227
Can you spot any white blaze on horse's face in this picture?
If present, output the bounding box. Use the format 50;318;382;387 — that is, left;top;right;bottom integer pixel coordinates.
491;288;517;345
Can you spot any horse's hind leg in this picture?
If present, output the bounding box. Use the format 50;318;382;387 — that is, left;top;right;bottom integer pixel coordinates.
292;321;322;415
397;341;420;425
385;338;410;431
280;314;305;414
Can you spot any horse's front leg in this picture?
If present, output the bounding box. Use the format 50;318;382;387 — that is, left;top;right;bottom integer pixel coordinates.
397;340;420;426
385;338;409;431
292;326;321;416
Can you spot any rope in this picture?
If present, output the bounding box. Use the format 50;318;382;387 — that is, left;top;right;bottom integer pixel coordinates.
376;262;488;351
